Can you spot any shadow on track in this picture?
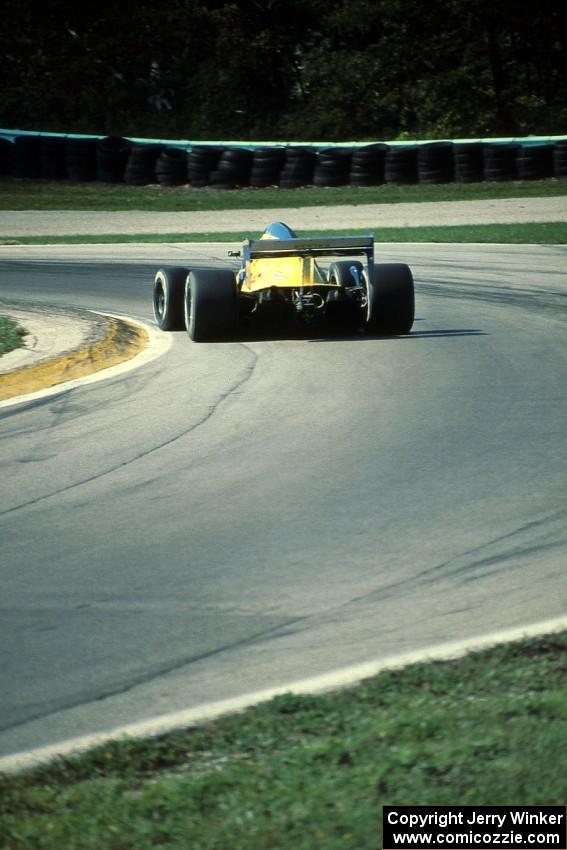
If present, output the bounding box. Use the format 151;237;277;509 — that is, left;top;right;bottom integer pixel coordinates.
216;324;487;344
307;327;486;343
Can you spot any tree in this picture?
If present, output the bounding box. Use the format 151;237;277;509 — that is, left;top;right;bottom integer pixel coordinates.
2;0;566;140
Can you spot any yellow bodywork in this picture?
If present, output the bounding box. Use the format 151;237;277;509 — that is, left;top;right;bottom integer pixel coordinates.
241;255;329;294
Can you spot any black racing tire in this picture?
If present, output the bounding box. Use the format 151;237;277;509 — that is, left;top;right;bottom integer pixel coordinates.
250;175;280;188
250;164;282;180
349;164;383;177
454;143;484;184
351;143;389;164
385;146;419;184
483;144;518;181
418;167;454;184
156;148;188;186
189;177;210;187
153;267;189;331
454;164;483;183
516;145;553;180
280;164;314;181
327;260;364;287
253;148;286;167
280;177;310;188
184;268;238;342
553;147;567;177
125;144;162;185
12;135;42;178
0;138;13;175
350;174;384;186
220;147;254;164
65;138;98;182
313;173;348;187
365;263;414;335
41;136;67;180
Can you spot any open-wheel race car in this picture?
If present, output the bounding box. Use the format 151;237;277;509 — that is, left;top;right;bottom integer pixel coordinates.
152;221;414;340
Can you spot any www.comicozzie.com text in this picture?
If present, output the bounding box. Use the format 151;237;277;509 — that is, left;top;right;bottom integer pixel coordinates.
384;808;566;847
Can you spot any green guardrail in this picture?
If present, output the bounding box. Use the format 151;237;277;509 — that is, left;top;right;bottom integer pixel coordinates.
1;127;566;149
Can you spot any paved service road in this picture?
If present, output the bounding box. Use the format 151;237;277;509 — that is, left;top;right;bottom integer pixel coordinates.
0;243;566;757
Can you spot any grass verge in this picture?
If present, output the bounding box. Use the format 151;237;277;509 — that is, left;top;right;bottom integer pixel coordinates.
1;177;566;211
2;631;566;850
2;222;567;246
0;316;26;356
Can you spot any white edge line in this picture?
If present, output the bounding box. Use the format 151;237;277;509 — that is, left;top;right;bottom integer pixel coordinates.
0;313;171;411
1;614;566;774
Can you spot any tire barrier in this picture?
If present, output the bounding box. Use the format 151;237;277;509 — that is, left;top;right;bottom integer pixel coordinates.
41;136;67;180
187;145;222;187
209;147;254;189
65;138;98;181
96;136;131;183
385;145;419;184
0;138;12;175
553;141;567;178
483;143;519;181
516;144;554;180
454;142;484;183
250;146;286;188
2;132;567;188
155;147;188;186
12;135;42;178
279;147;316;187
313;147;353;187
124;144;162;185
418;141;454;184
349;143;388;186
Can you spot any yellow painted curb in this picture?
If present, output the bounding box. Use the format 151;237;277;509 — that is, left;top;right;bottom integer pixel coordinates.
0;317;149;401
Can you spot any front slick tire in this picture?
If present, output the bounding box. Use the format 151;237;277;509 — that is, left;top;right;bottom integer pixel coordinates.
153;267;188;330
365;263;414;335
185;268;238;341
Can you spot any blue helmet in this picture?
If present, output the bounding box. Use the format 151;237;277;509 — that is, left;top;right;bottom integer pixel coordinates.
261;221;297;240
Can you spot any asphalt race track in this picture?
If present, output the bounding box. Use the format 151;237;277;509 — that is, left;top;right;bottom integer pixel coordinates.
1;242;566;758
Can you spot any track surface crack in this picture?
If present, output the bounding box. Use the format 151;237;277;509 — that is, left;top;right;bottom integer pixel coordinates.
0;343;258;518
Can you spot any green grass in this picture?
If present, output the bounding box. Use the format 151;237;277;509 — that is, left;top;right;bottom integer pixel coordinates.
2;631;566;850
2;222;566;245
0;316;26;356
1;177;566;211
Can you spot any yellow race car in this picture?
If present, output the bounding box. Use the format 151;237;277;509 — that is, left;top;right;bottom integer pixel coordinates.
153;221;414;340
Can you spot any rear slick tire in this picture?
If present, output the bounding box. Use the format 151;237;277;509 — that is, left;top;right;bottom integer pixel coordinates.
153;267;188;331
185;269;238;341
327;260;364;287
365;263;414;335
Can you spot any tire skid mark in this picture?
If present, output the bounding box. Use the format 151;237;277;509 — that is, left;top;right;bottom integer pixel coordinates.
0;607;309;735
419;279;567;316
298;510;567;613
0;343;258;518
3;614;567;774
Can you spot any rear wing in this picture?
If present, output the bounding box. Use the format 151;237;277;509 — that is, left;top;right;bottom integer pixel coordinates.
243;235;374;262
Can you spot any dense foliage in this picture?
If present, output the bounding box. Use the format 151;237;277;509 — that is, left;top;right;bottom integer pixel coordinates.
2;0;567;141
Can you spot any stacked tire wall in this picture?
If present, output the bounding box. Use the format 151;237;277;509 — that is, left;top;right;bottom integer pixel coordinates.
1;131;566;188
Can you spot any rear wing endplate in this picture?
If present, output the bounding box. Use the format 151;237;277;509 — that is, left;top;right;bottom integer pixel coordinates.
243;235;374;261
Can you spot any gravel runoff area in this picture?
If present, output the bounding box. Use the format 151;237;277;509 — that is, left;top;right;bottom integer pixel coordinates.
1;196;567;237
